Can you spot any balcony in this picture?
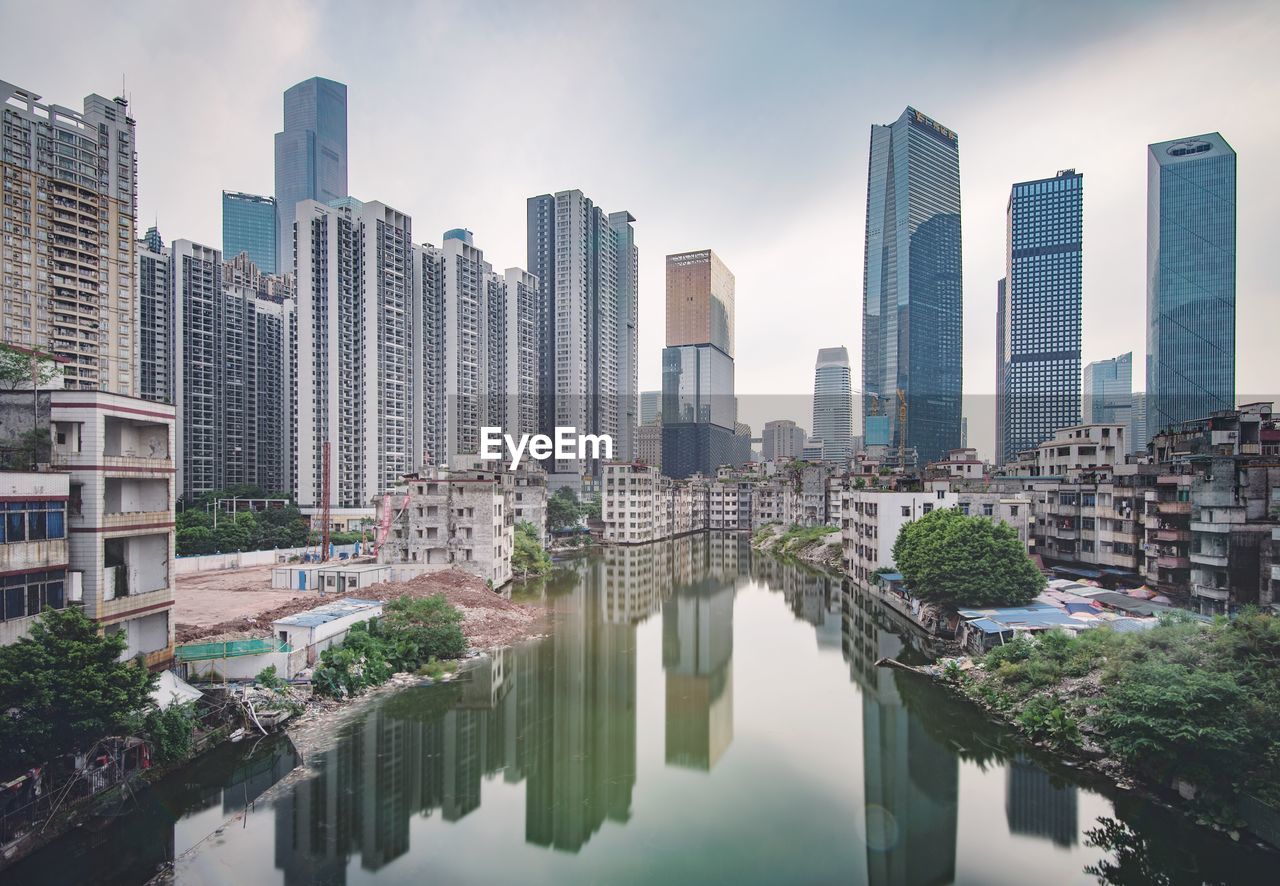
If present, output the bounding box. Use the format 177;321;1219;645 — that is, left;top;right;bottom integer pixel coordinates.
1192;583;1230;602
1151;528;1190;542
1158;554;1192;570
1190;521;1233;534
1190;550;1229;568
1156;501;1192;515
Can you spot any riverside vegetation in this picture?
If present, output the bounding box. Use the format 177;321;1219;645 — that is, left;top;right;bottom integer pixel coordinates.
751;523;842;567
941;610;1280;828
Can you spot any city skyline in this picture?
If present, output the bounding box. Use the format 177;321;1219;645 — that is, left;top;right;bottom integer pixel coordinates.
5;1;1278;462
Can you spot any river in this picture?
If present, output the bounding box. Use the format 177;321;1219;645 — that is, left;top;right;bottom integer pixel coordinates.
10;533;1274;884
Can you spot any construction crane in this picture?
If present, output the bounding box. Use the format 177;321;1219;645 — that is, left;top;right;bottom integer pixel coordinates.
320;440;331;562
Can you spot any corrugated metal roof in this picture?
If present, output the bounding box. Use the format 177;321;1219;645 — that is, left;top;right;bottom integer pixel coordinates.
274;598;381;628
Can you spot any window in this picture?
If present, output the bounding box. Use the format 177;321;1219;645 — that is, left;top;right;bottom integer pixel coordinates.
0;569;68;622
901;506;911;517
0;500;67;543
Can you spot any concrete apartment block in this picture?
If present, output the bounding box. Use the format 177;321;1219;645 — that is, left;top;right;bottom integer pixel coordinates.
378;466;514;588
49;390;176;667
0;471;72;646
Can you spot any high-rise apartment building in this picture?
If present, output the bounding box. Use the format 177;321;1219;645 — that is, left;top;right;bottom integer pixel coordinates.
862;106;963;464
666;249;734;358
526;190;636;482
998;169;1083;463
613;211;639;462
1;81;137;394
136;227;173;403
995;277;1007;465
222;191;277;274
274;77;348;273
762;419;806;462
1146;133;1236;436
169;240;294;500
1083;352;1132;430
294;198;412;511
812;347;854;464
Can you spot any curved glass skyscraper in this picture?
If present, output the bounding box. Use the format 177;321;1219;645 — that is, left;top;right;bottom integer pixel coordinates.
812;347;854;464
861;107;963;465
1146;132;1236;435
274;77;348;272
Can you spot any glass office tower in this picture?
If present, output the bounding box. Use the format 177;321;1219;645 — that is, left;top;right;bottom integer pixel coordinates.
1083;352;1133;426
661;343;747;478
1146;133;1236;434
274;77;348;272
862;106;963;465
812;347;854;464
222;191;277;274
999;169;1083;463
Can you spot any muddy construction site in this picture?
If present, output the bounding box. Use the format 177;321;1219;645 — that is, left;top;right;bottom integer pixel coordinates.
174;565;544;650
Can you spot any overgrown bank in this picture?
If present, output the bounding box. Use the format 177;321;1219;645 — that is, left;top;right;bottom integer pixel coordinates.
751;523;842;568
933;609;1280;844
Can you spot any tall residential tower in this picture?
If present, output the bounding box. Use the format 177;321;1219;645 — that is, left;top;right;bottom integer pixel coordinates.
1146;133;1236;435
862;106;963;465
1;81;138;393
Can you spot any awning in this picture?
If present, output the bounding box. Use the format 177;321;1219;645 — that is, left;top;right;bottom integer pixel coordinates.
1052;565;1104;580
152;670;203;710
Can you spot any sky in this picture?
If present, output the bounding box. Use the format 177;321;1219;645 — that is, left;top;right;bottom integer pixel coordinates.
5;0;1277;459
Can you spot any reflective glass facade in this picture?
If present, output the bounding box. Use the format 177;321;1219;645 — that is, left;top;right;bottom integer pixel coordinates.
274;77;348;272
1146;133;1236;434
222;191;277;274
812;347;854;463
1000;170;1083;463
661;343;745;478
1083;352;1132;427
862;107;963;464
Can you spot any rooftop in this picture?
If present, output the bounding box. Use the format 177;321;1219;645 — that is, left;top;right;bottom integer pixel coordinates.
273;597;381;629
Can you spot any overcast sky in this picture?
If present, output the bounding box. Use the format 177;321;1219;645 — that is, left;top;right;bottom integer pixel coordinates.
6;0;1277;458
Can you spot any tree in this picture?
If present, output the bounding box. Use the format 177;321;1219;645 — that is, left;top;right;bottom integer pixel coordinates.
176;526;216;556
581;493;602;522
380;595;466;664
0;608;156;771
512;521;552;578
547;488;581;532
891;506;1043;607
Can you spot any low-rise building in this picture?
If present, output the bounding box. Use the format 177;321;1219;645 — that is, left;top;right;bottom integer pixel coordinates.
603;462;672;545
1007;424;1128;478
377;465;514;588
0;471;74;647
51;391;177;668
841;489;953;582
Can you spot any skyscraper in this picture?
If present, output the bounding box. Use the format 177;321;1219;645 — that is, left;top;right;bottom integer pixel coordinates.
526;191;636;483
812;347;854;464
762;419;806;462
136;227;173;404
613;212;640;462
862;106;963;464
995;277;1007;465
661;250;748;478
998;169;1083;463
639;390;661;426
169;239;294;500
1131;391;1149;456
293;198;412;510
274;77;348;272
1083;352;1133;429
1146;133;1236;435
1;81;137;393
666;249;734;357
223;191;278;274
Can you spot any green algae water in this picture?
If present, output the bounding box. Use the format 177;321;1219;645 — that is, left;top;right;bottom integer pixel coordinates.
12;533;1274;884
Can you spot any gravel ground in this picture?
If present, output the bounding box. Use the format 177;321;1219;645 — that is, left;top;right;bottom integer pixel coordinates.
174;564;544;649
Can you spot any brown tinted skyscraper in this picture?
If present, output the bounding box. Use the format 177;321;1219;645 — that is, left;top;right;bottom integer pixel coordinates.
665;250;734;358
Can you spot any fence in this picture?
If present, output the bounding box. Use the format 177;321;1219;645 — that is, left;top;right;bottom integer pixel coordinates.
0;747;137;850
175;544;362;575
175;638;291;663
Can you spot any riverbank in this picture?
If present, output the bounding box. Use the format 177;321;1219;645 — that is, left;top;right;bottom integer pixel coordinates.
750;523;842;569
906;609;1280;851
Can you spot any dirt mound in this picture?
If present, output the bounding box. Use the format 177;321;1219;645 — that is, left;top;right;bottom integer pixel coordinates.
174;567;542;650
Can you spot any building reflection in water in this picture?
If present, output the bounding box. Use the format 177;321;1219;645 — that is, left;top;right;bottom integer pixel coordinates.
273;532;749;881
842;579;959;886
1005;755;1078;847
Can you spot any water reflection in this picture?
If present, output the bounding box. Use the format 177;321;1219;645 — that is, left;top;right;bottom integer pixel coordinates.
162;535;1273;885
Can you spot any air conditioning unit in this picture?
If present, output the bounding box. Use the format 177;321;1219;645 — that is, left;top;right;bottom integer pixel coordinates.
67;571;84;603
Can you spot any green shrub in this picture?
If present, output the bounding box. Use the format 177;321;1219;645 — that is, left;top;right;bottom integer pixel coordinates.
144;702;196;764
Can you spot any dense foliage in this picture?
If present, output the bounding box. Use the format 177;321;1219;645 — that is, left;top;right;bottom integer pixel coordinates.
312;595;467;698
143;702;197;764
0;608;156;770
547;488;582;531
892;507;1044;606
512;521;552;578
959;610;1280;812
759;523;840;558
